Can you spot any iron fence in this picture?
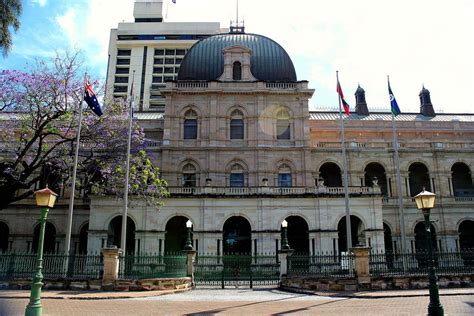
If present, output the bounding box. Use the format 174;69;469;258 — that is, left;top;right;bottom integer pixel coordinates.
194;253;280;287
370;250;474;277
0;252;102;281
287;252;355;278
118;252;188;279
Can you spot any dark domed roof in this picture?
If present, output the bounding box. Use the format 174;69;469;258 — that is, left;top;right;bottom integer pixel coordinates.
177;33;297;82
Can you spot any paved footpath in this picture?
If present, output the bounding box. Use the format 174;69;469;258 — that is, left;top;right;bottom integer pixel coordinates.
1;287;473;315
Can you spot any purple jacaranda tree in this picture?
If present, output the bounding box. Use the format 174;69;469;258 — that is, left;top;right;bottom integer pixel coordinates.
0;52;167;209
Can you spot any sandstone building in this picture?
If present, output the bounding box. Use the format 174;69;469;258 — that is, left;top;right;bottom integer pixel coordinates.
1;2;474;258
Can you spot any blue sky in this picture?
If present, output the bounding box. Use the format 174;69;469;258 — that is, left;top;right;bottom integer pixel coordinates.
2;0;473;113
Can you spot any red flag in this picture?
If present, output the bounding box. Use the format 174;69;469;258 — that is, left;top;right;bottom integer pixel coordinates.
337;81;350;116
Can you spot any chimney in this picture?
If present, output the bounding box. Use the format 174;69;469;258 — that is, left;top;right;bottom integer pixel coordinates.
354;84;369;116
419;86;435;117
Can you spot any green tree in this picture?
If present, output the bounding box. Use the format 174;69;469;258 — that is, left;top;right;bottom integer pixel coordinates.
0;0;23;57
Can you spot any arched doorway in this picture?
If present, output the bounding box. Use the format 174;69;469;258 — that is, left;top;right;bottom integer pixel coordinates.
165;216;191;253
283;216;309;254
383;223;393;253
0;221;9;252
458;220;474;266
458;220;474;250
414;221;437;252
78;222;89;254
319;162;342;187
33;222;56;253
223;216;251;254
337;215;365;253
365;163;388;197
414;222;437;267
107;216;136;254
409;163;431;196
452;163;473;197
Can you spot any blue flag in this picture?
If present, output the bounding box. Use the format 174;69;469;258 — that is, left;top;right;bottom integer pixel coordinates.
84;80;103;117
388;80;401;116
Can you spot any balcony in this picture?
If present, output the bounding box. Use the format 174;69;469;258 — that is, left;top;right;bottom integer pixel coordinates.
166;186;381;197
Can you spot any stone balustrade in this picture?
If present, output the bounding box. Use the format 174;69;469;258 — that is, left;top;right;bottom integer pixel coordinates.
167;185;381;197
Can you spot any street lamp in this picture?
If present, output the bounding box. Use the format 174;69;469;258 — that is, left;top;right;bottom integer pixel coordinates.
281;219;290;250
25;187;58;316
414;188;444;316
184;219;193;251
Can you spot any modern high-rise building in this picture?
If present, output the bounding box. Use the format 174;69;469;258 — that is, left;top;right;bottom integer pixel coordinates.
105;0;224;112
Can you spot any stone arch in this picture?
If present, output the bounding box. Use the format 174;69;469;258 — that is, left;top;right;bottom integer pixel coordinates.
275;106;292;140
222;216;252;254
276;160;294;187
232;61;242;80
165;215;192;253
337;215;366;253
281;215;309;254
178;159;201;187
408;162;431;196
226;105;249;118
319;162;342;187
364;162;388;196
107;215;136;254
458;219;474;250
179;104;201;117
0;221;10;252
33;222;57;254
414;221;437;252
451;162;473;197
383;222;394;253
78;221;89;254
226;159;248;187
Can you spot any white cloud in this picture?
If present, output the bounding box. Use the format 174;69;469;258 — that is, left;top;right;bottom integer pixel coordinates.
56;8;79;47
30;0;48;7
74;0;473;113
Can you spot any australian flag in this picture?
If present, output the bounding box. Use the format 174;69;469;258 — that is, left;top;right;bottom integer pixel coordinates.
84;80;103;116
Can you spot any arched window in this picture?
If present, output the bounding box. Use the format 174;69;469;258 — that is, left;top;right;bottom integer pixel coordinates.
183;110;198;139
319;162;342;187
276;109;291;140
451;163;473;197
278;163;292;187
409;163;431;196
78;222;89;254
182;163;197;187
229;163;245;187
364;162;388;196
230;109;244;140
232;61;242;80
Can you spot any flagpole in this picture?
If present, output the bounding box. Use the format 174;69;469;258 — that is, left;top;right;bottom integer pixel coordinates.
389;76;407;254
121;71;135;254
336;71;353;251
64;73;87;256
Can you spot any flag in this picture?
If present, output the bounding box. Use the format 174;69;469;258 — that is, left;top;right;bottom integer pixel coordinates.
388;79;401;116
336;81;350;116
84;80;103;117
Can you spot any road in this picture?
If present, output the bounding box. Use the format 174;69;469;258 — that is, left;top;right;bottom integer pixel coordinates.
1;287;473;315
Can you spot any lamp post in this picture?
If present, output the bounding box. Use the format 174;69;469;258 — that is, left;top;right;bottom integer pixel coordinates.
184;220;193;251
414;188;444;316
281;219;290;250
25;187;58;316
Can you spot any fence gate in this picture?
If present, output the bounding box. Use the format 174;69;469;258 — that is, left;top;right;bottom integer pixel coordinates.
194;254;279;288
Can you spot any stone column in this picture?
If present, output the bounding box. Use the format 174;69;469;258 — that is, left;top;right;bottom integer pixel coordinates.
351;246;371;284
278;249;294;278
101;247;123;285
